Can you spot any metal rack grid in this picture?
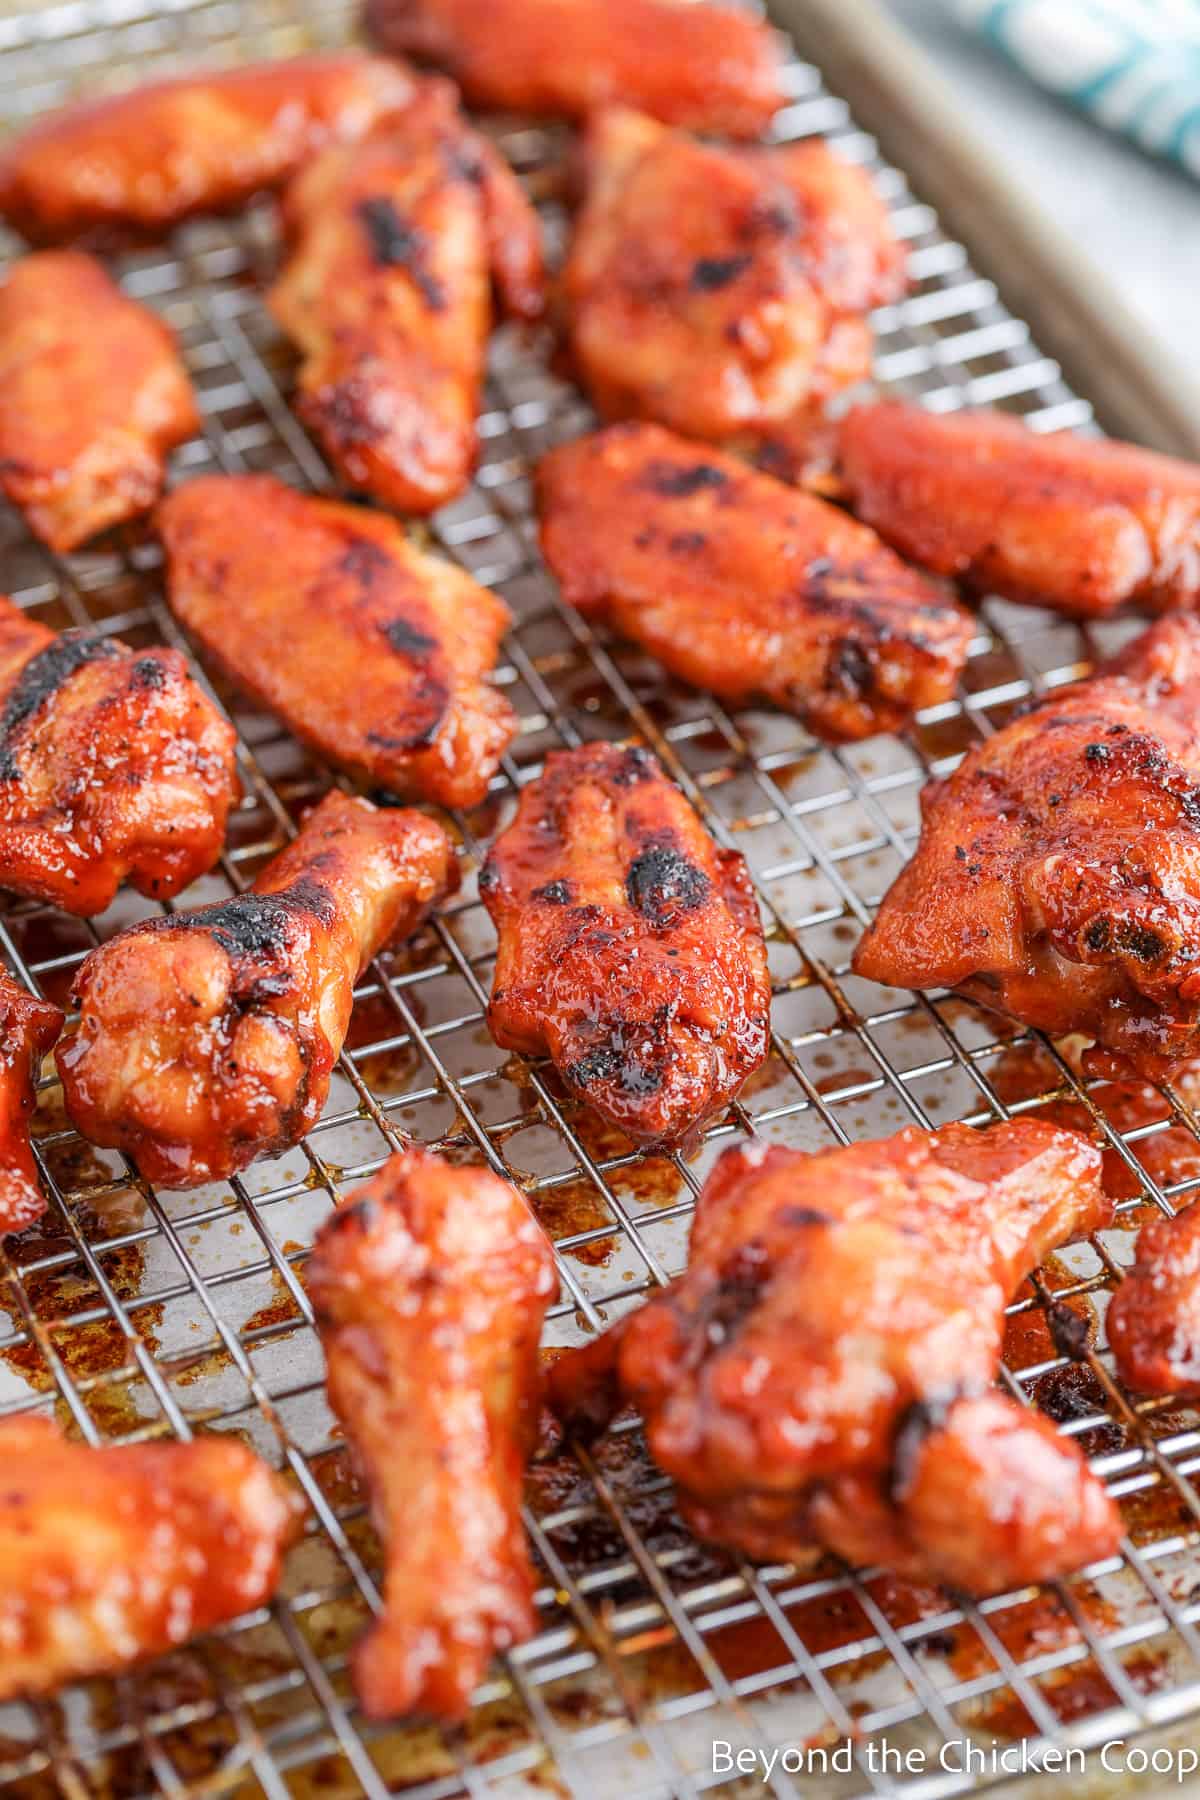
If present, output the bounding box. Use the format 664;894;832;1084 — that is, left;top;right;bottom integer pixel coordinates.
1;2;1200;1795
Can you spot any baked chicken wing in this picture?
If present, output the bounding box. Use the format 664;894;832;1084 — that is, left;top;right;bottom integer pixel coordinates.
309;1146;554;1719
0;975;61;1238
0;1415;299;1701
1108;1207;1200;1397
0;595;238;916
481;742;770;1148
0;53;417;247
854;615;1200;1083
57;792;458;1188
537;424;973;742
838;402;1200;620
270;79;544;514
364;0;785;137
0;252;198;553
561;109;906;449
159;474;516;809
551;1122;1120;1594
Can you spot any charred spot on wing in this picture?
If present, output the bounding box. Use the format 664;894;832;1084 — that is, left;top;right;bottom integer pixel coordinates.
625;842;711;924
611;745;656;786
564;1043;664;1097
532;880;572;904
889;1387;969;1501
827;638;875;699
130;656;168;691
165;878;337;961
355;196;447;311
340;538;394;588
642;460;729;500
1083;915;1168;963
779;1204;831;1229
0;631;123;778
689;253;752;293
365;670;449;749
382;616;439;659
699;1243;770;1344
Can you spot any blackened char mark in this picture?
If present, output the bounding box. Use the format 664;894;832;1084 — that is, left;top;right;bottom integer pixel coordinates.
143;877;336;960
694;1242;770;1346
532;880;572;904
625;842;711;924
690;254;752;292
889;1387;972;1502
355;196;447;312
382;616;439;659
611;746;656;787
642;460;729;500
564;1041;663;1098
366;669;450;751
0;631;123;780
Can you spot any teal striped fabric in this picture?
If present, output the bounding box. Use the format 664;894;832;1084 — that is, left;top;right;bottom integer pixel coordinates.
958;0;1200;176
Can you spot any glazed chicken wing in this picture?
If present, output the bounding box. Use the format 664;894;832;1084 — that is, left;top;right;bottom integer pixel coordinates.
159;474;516;810
562;109;906;450
0;53;417;247
57;792;458;1188
537;424;973;742
0;975;61;1237
551;1122;1121;1594
0;1415;299;1700
1108;1207;1200;1397
0;252;198;553
270;80;544;514
854;615;1200;1083
309;1147;554;1719
481;742;770;1148
0;596;238;916
838;402;1200;619
364;0;784;137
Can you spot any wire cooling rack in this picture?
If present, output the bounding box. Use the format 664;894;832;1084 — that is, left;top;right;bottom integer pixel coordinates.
3;2;1200;1795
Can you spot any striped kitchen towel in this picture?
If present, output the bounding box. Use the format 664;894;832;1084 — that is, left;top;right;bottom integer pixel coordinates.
957;0;1200;176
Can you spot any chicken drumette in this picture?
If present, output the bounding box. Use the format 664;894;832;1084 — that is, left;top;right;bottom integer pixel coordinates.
159;474;516;810
270;79;543;514
364;0;785;138
481;742;770;1149
0;595;238;916
1108;1208;1200;1397
0;1415;299;1700
854;616;1200;1083
57;792;458;1188
561;109;906;452
537;424;973;742
308;1146;555;1719
0;252;198;553
0;53;417;247
551;1122;1120;1594
838;402;1200;620
0;975;61;1237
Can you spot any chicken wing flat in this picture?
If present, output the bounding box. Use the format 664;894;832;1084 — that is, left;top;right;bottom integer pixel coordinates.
0;1415;299;1700
562;109;906;447
481;742;770;1149
551;1122;1121;1594
364;0;784;137
0;53;417;247
0;595;238;916
308;1146;554;1718
270;80;544;515
838;402;1200;620
0;975;60;1238
854;616;1200;1083
1107;1208;1200;1397
159;474;516;810
57;792;458;1188
537;424;973;743
0;252;198;553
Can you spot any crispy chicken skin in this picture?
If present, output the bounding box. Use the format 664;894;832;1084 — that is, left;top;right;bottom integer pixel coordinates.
550;1122;1121;1594
838;402;1200;620
0;253;199;553
270;80;544;514
1107;1208;1200;1397
159;475;516;810
364;0;784;137
57;792;458;1188
0;976;60;1238
480;743;770;1148
562;109;906;447
854;616;1200;1083
0;595;238;916
0;53;417;247
0;1415;299;1701
537;424;973;742
308;1147;555;1719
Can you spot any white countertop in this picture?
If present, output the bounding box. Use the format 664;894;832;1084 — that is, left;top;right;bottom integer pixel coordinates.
887;0;1198;371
